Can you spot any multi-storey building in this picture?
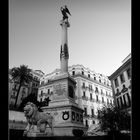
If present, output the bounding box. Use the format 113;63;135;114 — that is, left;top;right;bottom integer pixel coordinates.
38;64;114;128
9;69;44;108
109;54;131;114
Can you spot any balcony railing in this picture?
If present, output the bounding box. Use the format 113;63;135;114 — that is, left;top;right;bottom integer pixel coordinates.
89;98;96;102
96;100;102;104
95;90;99;94
90;114;98;118
83;114;90;118
12;87;18;91
116;91;121;96
82;86;86;89
11;95;16;99
82;96;88;101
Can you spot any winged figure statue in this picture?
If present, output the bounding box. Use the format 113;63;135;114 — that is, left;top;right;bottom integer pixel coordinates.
60;5;71;21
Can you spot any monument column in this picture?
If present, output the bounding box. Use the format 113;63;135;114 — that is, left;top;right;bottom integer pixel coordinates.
60;19;70;73
40;6;86;136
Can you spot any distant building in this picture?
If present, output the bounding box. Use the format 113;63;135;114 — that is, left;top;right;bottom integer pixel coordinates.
38;64;114;127
109;54;131;114
9;69;44;108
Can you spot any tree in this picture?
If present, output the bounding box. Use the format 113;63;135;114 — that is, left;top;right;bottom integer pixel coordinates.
98;106;131;135
19;93;51;112
10;65;33;109
19;93;41;111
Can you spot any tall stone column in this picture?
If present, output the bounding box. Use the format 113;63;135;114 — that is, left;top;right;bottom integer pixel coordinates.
60;19;70;73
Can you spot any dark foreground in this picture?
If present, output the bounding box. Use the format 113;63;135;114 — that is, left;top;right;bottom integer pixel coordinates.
9;129;131;140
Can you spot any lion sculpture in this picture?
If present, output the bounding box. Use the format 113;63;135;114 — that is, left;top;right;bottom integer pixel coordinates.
23;102;54;136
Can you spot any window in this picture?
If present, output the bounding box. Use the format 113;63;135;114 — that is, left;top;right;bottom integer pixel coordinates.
85;120;88;127
96;95;98;102
120;97;123;108
22;87;26;94
126;68;131;79
94;77;96;81
126;93;131;106
21;94;24;101
114;78;119;87
90;93;92;100
92;120;95;124
120;73;125;83
41;91;43;96
88;74;90;78
110;100;112;105
91;109;94;116
13;92;16;96
89;84;90;89
82;82;85;88
123;95;127;107
41;81;44;85
99;79;101;83
117;98;120;108
72;71;75;76
101;89;103;94
83;91;86;97
82;71;84;75
91;85;93;90
13;84;17;90
95;87;98;93
116;88;119;95
84;107;87;115
107;98;109;104
102;97;104;103
97;110;100;116
48;89;50;94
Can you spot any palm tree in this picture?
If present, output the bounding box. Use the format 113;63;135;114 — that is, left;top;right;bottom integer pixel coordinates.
10;65;33;109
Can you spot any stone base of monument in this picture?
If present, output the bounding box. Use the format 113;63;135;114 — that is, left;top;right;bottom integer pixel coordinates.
24;129;53;137
52;126;87;136
40;104;87;136
25;126;86;137
26;132;53;137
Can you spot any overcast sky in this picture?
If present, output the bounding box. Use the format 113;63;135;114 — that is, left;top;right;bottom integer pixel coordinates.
9;0;131;76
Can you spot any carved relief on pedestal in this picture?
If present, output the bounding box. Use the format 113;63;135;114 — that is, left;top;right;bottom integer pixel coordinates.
62;111;70;120
52;83;67;100
72;111;76;121
71;110;83;124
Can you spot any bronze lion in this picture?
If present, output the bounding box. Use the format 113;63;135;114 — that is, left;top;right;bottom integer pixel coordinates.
23;102;54;136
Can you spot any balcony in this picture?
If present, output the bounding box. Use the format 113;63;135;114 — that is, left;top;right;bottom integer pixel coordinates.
89;98;95;102
83;114;90;118
95;90;99;94
96;100;101;104
82;96;88;101
82;86;86;89
121;87;128;93
90;114;98;119
11;95;16;99
12;87;18;91
116;91;121;96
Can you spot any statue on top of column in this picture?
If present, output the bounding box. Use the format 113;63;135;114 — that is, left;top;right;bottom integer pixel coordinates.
60;5;71;21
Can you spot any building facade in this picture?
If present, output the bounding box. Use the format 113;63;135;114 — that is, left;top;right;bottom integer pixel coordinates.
38;64;114;128
9;69;44;108
109;54;131;114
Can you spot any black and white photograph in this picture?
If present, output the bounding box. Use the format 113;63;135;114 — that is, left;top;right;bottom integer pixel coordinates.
9;0;131;139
